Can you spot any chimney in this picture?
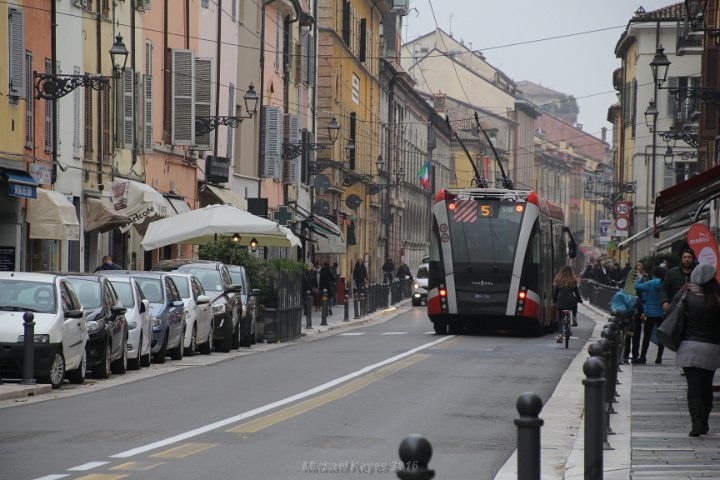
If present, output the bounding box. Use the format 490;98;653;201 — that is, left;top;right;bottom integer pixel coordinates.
433;92;446;112
601;127;607;142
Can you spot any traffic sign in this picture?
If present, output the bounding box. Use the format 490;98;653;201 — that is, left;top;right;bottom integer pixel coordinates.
615;216;629;231
615;201;630;217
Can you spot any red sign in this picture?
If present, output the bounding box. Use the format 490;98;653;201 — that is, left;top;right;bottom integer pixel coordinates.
687;223;720;283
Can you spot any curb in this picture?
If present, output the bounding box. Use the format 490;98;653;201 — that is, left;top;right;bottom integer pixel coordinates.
0;383;52;401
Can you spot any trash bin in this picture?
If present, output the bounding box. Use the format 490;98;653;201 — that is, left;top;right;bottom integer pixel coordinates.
336;275;346;305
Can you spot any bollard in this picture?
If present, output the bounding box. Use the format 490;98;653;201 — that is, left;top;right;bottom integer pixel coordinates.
515;392;544;480
344;294;350;322
598;337;617;414
396;434;434;480
360;290;366;316
305;291;313;329
601;327;619;398
321;289;328;326
353;290;360;319
589;341;613;449
583;356;606;480
20;312;36;385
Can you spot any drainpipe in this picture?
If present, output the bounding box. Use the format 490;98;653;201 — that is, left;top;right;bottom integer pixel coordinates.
51;0;58;184
213;0;223;159
131;0;137;168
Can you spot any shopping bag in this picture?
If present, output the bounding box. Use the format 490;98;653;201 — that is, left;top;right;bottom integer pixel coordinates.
656;289;688;352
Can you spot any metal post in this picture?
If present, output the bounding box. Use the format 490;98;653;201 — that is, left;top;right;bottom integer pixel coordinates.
353;289;360;319
344;294;350;322
515;392;544;480
20;312;36;385
321;289;328;326
583;356;606;480
589;342;613;450
305;290;313;329
360;289;366;316
396;434;434;480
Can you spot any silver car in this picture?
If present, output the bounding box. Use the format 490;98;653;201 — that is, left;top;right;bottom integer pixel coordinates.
167;273;213;355
102;275;152;369
412;263;429;306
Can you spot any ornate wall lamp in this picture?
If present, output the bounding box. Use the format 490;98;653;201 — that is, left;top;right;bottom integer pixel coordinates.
195;84;259;136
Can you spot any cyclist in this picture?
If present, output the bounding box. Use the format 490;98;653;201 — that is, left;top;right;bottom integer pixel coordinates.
552;265;583;343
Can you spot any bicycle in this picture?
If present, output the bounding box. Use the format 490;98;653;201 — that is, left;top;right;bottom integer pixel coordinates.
561;309;572;349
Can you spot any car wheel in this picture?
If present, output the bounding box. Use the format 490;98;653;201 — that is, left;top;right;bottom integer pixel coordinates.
199;323;213;355
216;316;233;353
433;322;448;335
169;328;185;360
153;332;168;364
111;337;128;374
185;325;197;357
128;333;142;370
67;351;86;385
94;342;112;379
40;351;66;389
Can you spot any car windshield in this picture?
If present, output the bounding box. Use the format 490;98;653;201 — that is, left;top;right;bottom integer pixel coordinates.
67;279;102;309
169;275;191;298
187;269;223;292
134;278;163;303
110;281;135;308
0;280;57;314
416;266;429;279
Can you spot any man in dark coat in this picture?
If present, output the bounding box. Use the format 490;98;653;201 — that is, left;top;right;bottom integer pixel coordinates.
382;258;395;283
662;249;697;310
94;255;121;272
319;262;336;315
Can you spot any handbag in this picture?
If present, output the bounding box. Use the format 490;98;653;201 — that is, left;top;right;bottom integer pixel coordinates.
656;289;688;352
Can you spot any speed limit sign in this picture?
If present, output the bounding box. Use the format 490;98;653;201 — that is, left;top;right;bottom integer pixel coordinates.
615;201;630;217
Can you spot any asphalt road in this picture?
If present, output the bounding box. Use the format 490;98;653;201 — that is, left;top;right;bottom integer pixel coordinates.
0;307;593;480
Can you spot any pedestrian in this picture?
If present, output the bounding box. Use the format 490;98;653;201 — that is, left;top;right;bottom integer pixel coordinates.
94;255;121;272
352;259;367;293
624;260;647;364
303;262;320;311
552;265;583;342
593;260;609;285
659;258;670;271
610;262;625;286
661;249;697;311
330;262;339;309
396;262;411;280
581;263;594;280
674;263;720;436
382;257;395;283
319;262;335;315
622;262;632;278
634;266;666;365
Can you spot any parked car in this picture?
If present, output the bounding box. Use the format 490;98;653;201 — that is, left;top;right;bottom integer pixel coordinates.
226;264;260;346
0;272;87;389
412;263;429;307
100;274;152;369
154;260;242;353
65;274;129;378
167;272;213;355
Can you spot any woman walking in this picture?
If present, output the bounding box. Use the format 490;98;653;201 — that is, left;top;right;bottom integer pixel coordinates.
552;265;583;343
675;263;720;436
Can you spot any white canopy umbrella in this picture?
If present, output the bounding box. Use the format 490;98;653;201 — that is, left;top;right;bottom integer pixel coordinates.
141;203;301;250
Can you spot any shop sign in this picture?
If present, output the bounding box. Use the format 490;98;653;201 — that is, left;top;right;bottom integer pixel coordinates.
687;223;720;283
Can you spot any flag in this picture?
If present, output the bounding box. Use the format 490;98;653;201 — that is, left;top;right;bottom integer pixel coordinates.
418;161;431;189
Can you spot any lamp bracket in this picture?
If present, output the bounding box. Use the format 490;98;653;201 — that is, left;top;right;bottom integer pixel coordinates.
282;142;332;160
668;86;720;110
195;115;250;136
658;128;699;148
34;73;109;100
308;160;344;176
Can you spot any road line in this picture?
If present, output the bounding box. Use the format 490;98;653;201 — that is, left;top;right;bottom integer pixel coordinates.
382;331;407;335
227;354;429;434
109;461;164;471
34;475;69;480
338;332;365;336
67;462;110;471
73;475;128;480
110;335;454;458
149;443;217;458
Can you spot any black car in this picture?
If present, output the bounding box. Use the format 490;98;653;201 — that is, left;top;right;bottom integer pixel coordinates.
153;260;242;352
227;264;261;346
65;274;128;379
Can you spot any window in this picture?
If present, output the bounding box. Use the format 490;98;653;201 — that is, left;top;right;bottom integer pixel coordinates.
8;6;25;98
25;51;32;148
45;59;54;152
84;82;93;159
359;18;367;62
171;49;195;146
260;105;283;179
73;66;82;157
668;76;702;124
194;57;213;150
143;74;153;153
120;68;134;149
349;112;356;170
103;85;111;160
274;10;281;72
201;0;209;7
227;83;235;158
342;0;350;46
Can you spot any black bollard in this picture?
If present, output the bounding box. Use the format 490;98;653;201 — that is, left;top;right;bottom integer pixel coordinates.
20;312;36;385
343;294;350;321
396;434;434;480
515;392;544;480
360;290;366;316
598;337;617;414
305;290;313;329
601;327;619;399
321;289;328;326
589;341;613;449
583;356;606;480
353;289;360;319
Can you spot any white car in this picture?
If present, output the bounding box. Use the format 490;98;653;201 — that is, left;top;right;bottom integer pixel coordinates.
168;273;213;355
412;263;429;307
103;275;152;370
0;272;87;389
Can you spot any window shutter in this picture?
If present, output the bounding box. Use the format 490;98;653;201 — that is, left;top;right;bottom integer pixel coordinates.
194;57;213;150
103;86;111;161
667;76;679;117
8;7;25;97
308;33;315;86
342;1;350;46
25;51;32;148
45;59;53;152
145;39;153;75
171;49;195;146
260;105;282;179
349;112;356;170
231;0;237;20
702;47;720;139
274;10;280;72
294;42;302;85
301;29;309;84
72;66;81;157
283;114;300;183
120;68;134;149
84;81;93;159
359;19;367;63
226;83;235;159
143;74;153;153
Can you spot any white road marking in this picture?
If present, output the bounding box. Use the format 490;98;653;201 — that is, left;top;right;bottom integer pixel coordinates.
424;331;436;334
382;332;407;335
111;335;454;459
338;332;365;336
34;475;69;480
67;461;109;471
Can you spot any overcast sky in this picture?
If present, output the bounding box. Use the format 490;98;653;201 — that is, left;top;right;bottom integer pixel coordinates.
403;0;675;142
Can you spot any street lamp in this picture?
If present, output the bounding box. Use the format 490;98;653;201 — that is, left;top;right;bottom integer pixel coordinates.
34;33;128;100
282;117;340;160
249;238;258;252
195;84;259;136
644;100;659;132
650;45;671;88
664;146;675;168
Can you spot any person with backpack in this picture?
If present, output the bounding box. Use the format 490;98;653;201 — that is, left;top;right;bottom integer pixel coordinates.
634;266;666;365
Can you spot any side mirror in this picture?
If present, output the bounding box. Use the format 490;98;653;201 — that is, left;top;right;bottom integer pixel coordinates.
65;309;84;319
568;241;577;259
111;305;128;317
139;299;149;313
196;295;210;305
226;283;242;293
251;288;262;296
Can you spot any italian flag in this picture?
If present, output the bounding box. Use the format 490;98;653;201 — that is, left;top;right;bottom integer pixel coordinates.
418;161;431;189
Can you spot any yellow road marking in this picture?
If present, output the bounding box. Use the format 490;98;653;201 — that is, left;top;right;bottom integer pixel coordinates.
74;475;129;480
227;353;430;434
149;442;218;459
431;336;462;350
109;461;165;471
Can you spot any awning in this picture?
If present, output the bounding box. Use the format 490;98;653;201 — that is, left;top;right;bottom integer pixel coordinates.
204;185;248;211
165;195;192;215
110;180;175;234
306;215;345;254
1;167;38;199
577;244;603;258
617;203;708;249
655;164;720;219
83;196;131;232
27;189;80;241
